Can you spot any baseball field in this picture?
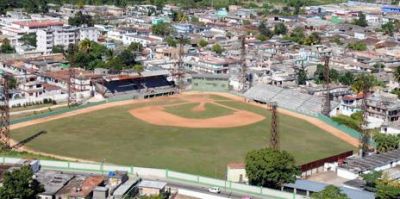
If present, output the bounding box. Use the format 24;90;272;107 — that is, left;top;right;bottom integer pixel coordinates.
10;92;356;178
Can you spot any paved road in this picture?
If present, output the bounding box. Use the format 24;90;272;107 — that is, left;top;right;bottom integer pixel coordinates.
143;177;265;199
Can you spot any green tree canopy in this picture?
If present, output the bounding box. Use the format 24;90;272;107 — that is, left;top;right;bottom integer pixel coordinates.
311;185;349;199
382;21;395;36
151;22;173;36
19;33;37;47
245;148;299;188
348;41;367;51
339;71;355;86
353;11;368;27
68;11;94;27
373;133;400;153
274;23;288;35
0;166;44;199
297;64;307;85
211;43;224;55
0;38;15;54
198;38;208;48
258;21;273;38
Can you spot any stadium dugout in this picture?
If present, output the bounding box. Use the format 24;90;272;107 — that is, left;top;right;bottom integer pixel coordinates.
95;70;176;99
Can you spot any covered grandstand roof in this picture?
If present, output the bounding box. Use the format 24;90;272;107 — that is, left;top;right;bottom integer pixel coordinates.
244;84;339;115
103;70;170;82
341;149;400;173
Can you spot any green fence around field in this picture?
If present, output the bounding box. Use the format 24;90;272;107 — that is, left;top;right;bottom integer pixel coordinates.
0;157;303;199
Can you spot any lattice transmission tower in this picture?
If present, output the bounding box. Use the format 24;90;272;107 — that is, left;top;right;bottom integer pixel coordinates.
267;102;279;150
240;35;249;93
0;73;10;149
321;52;331;116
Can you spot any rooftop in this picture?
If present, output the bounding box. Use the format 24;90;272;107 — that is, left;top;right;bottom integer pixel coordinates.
138;180;167;189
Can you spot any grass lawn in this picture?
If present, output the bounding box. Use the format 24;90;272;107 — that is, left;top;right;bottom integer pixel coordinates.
164;102;234;119
10;95;354;178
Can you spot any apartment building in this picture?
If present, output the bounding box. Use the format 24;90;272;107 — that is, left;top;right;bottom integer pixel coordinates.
37;26;100;54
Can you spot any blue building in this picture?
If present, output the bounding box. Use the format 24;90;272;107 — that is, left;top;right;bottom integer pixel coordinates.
172;23;194;34
382;5;400;13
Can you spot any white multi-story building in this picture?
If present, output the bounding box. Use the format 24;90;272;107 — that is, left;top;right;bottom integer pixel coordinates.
79;27;100;42
37;26;99;54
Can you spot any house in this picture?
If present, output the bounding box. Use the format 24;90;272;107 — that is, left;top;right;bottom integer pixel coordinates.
226;162;248;183
137;180;167;197
56;175;104;199
36;171;74;199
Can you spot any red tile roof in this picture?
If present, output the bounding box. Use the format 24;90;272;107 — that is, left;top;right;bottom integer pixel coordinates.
13;20;63;28
227;162;245;169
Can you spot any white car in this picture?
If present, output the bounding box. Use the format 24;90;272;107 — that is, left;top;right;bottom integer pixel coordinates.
208;187;221;193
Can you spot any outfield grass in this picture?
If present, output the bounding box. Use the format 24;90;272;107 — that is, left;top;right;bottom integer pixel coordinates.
10;95;353;178
164;102;234;119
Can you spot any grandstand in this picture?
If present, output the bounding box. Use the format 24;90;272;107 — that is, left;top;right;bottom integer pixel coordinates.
96;70;175;99
244;85;339;116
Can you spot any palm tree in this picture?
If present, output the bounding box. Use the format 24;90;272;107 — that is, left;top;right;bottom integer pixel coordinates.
79;39;92;53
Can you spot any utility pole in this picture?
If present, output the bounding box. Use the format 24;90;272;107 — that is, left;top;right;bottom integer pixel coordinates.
0;73;10;149
268;101;279;150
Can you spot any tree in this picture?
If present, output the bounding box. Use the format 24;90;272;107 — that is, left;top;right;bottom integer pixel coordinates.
0;38;15;54
304;32;321;46
376;174;400;199
23;0;48;13
351;73;379;94
245;148;299;188
297;64;307;85
79;39;93;53
353;11;368;27
133;64;144;75
68;11;94;27
256;34;267;41
165;36;177;47
198;39;208;48
373;133;400;153
287;27;305;44
314;64;339;84
339;71;355;86
382;21;395;36
211;43;224;55
7;76;17;89
393;66;400;82
372;63;385;73
258;21;273;38
151;23;172;36
52;45;65;54
128;42;143;53
117;49;136;67
311;185;349;199
361;170;382;191
274;23;288;35
0;166;44;199
348;41;367;51
19;33;37;47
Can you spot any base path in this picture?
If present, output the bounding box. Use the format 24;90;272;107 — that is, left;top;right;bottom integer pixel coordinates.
130;106;264;128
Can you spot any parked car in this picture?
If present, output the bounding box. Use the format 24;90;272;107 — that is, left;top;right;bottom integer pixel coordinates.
208;186;221;193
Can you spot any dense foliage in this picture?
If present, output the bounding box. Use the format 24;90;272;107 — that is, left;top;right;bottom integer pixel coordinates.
0;38;15;54
347;41;367;51
245;148;300;188
373;133;400;153
311;185;349;199
20;33;37;47
0;166;44;199
68;11;94;27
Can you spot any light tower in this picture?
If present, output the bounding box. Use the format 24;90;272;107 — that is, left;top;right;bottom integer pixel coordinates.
318;48;332;116
175;35;185;91
68;67;77;107
267;101;279;150
240;35;249;93
0;72;10;149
